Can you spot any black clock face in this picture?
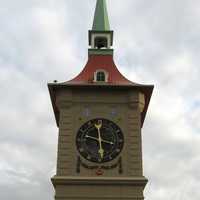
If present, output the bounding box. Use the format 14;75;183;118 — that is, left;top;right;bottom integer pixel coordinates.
76;118;124;163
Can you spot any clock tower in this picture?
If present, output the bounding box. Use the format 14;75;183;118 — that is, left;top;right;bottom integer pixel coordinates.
48;0;153;199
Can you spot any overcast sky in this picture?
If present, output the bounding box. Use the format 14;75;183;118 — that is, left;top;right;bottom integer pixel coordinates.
0;0;200;199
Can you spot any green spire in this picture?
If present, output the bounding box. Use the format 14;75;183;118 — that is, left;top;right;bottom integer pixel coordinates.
92;0;110;31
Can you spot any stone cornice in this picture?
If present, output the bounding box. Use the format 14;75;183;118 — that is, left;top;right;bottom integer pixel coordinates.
51;176;148;187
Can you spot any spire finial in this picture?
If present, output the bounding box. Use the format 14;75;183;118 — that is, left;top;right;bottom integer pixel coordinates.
92;0;110;31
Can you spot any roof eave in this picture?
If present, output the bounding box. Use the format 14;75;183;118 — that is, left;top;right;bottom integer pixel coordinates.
140;85;154;127
48;83;60;127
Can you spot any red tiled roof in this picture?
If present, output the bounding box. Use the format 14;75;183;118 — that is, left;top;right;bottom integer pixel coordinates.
66;55;135;85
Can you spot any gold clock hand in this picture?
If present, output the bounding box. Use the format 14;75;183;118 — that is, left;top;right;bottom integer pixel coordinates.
95;122;104;159
85;135;98;141
98;148;104;159
102;139;114;145
94;123;102;131
86;135;114;145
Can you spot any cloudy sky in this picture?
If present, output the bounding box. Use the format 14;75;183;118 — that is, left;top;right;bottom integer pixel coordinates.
0;0;200;199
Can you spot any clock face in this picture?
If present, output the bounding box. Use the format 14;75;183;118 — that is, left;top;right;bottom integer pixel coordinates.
76;118;124;163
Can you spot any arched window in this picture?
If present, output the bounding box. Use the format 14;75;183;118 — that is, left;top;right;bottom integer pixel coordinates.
94;70;108;82
96;71;106;82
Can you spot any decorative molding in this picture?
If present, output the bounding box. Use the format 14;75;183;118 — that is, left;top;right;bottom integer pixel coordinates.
88;48;113;56
51;176;148;187
76;156;123;174
55;196;144;199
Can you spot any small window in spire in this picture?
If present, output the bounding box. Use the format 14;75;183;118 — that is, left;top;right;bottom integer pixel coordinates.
94;37;108;49
94;70;108;82
97;71;105;81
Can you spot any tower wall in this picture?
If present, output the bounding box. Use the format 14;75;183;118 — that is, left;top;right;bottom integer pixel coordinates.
51;87;147;200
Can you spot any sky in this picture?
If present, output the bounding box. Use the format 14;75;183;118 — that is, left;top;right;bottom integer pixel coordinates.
0;0;200;199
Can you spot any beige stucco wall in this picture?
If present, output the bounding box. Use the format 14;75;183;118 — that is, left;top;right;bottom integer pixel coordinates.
52;87;147;200
55;88;144;177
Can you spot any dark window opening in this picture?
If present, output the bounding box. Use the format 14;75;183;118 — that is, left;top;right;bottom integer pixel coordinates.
94;37;108;49
96;71;106;82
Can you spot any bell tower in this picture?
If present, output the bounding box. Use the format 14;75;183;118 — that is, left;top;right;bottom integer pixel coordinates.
89;0;113;53
48;0;154;200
